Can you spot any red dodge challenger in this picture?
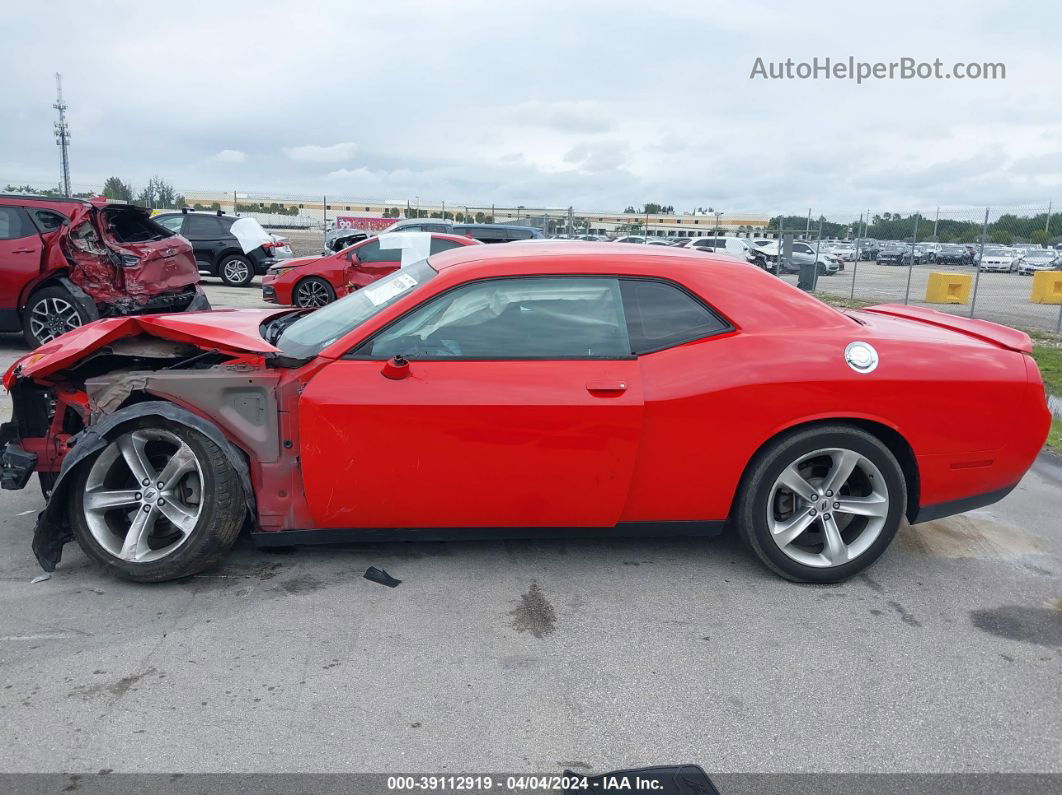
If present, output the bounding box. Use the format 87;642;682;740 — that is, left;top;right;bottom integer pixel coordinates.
0;243;1051;584
261;231;480;307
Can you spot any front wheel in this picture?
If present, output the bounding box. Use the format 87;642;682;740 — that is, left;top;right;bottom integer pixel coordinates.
218;254;255;287
293;276;336;308
735;425;907;583
68;418;246;582
22;285;87;348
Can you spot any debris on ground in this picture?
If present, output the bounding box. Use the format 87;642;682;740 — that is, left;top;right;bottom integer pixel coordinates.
363;566;402;588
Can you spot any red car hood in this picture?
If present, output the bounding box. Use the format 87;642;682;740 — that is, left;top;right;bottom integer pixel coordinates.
5;309;289;385
278;255;325;269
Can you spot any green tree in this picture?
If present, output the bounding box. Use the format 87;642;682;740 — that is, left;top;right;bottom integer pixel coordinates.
1029;229;1049;246
989;229;1013;244
102;176;134;201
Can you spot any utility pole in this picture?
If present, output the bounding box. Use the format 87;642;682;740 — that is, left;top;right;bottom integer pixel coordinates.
932;206;939;239
805;208;811;237
53;73;71;197
1046;201;1053;235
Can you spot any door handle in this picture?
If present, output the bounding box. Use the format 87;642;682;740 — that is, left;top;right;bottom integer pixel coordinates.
585;380;628;394
12;248;35;254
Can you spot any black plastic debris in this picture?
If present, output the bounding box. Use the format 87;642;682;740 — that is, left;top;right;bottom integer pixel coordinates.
363;566;401;588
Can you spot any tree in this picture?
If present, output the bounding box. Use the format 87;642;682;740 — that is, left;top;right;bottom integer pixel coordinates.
102;176;134;202
136;175;182;209
1029;229;1049;246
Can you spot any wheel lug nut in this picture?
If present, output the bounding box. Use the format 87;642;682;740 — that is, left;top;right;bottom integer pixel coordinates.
809;509;817;516
809;494;817;502
142;505;151;513
826;490;834;497
158;498;166;505
142;479;150;486
833;502;840;509
135;492;142;500
157;482;164;489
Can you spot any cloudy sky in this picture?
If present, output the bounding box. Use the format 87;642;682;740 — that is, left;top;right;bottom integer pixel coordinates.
2;0;1060;217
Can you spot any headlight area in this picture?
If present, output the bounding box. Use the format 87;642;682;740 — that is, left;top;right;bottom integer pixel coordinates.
267;265;301;277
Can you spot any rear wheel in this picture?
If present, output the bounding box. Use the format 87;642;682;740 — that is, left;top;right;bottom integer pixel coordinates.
293;276;336;308
218;254;254;287
68;418;245;582
22;285;86;348
735;425;907;583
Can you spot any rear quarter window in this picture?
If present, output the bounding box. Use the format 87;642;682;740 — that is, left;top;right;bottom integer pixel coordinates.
620;279;731;354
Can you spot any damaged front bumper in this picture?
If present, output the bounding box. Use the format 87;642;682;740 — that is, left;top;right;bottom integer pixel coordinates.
1;441;37;491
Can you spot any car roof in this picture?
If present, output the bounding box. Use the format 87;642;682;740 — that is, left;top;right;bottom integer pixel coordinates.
428;240;741;273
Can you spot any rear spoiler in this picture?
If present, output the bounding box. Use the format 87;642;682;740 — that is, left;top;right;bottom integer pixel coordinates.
861;304;1033;353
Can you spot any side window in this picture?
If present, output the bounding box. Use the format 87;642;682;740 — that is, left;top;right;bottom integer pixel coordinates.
358;277;630;360
619;279;730;354
430;238;465;255
355;239;394;263
156;215;184;233
183;215;224;238
32;209;67;233
794;243;812;254
0;207;32;240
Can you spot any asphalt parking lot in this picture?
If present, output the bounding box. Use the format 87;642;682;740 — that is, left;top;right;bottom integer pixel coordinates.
0;278;1059;777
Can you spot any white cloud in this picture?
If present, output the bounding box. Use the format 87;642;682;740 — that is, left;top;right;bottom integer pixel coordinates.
283;142;359;163
210;149;247;163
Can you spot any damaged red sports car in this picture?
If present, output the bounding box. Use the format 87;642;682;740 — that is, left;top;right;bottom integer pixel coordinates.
0;243;1051;583
0;195;208;347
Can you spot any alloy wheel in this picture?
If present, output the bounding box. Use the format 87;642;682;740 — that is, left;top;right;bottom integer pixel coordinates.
222;259;251;284
295;280;332;307
82;429;204;563
766;447;889;568
29;297;83;344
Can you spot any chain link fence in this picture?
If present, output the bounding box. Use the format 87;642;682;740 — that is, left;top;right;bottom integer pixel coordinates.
766;205;1062;333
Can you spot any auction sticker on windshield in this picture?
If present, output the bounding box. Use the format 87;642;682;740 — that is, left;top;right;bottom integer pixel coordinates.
365;272;418;306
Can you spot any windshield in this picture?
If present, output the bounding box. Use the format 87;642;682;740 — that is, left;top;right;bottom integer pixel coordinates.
275;259;437;359
983;247;1009;256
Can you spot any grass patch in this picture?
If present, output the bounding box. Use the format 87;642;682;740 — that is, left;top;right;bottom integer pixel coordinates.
814;292;875;309
1031;342;1062;397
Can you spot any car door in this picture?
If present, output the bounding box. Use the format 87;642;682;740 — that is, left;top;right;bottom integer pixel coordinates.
180;215;227;273
0;206;44;324
298;275;644;529
350;238;402;284
791;242;815;264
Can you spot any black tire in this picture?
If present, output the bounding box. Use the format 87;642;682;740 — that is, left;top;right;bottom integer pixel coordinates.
293;276;336;308
735;424;907;583
22;285;88;348
68;417;246;583
218;254;255;287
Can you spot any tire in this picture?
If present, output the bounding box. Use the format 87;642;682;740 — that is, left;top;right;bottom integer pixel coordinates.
735;424;907;583
22;285;87;348
218;254;255;287
68;417;246;583
293;276;336;308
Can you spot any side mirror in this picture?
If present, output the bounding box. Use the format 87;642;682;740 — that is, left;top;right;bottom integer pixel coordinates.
381;355;410;380
345;250;356;263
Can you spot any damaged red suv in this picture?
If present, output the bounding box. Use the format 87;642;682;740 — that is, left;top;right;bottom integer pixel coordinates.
0;194;207;347
0;244;1050;585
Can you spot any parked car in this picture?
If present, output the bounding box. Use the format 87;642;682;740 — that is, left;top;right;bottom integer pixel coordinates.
978;246;1020;273
452;224;544;243
382;218;455;235
876;243;914;266
0;194;208;347
777;240;840;275
612;235;648;244
2;243;1049;585
153;210;292;287
323;228;370;254
829;242;857;262
856;240;880;260
936;244;972;266
262;232;480;307
1016;249;1059;275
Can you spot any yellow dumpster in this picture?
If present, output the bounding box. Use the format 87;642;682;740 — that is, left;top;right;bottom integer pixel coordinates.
1030;271;1062;304
925;272;972;304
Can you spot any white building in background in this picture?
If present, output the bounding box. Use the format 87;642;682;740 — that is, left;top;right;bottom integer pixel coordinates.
182;191;773;238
